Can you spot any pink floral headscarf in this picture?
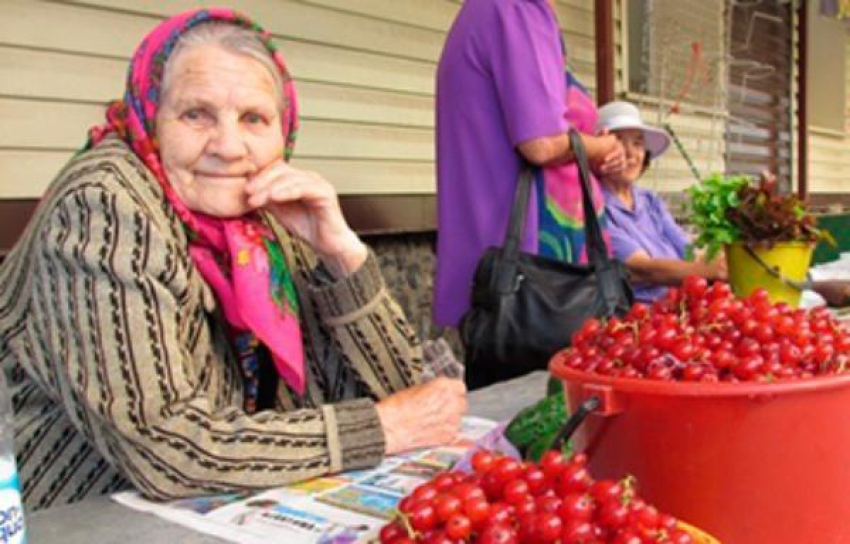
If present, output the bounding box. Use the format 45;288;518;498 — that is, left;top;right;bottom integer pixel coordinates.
88;8;306;395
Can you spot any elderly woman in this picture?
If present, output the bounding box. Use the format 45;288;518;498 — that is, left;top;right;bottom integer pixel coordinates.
0;9;465;510
596;101;726;302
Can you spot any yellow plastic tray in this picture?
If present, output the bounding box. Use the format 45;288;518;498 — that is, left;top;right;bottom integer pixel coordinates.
679;520;721;544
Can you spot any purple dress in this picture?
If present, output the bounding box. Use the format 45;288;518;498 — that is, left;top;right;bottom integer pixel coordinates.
603;186;691;302
433;0;605;326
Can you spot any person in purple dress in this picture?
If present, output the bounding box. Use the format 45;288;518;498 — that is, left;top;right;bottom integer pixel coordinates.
596;101;726;303
433;0;624;339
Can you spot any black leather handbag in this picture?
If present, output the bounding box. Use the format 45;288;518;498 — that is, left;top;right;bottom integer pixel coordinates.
459;130;634;390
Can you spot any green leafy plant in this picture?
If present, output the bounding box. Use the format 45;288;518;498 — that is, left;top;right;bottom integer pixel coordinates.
726;176;832;247
688;173;835;259
686;173;748;259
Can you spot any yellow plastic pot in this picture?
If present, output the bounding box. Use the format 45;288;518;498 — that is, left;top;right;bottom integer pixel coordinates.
725;242;814;307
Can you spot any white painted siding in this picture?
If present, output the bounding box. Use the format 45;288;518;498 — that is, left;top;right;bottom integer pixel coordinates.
809;126;850;193
0;0;597;199
807;30;850;194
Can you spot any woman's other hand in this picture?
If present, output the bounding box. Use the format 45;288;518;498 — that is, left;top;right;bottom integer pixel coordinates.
702;259;727;282
708;252;728;281
245;160;367;277
517;130;624;169
375;377;468;456
583;131;625;176
696;249;727;281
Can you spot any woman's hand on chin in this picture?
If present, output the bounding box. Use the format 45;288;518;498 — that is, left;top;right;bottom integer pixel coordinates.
244;160;368;278
584;130;625;176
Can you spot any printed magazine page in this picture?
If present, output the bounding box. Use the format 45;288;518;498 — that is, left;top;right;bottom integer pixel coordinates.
112;417;497;544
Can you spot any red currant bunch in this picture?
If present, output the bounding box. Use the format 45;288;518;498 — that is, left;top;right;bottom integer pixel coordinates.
379;450;696;543
562;278;850;383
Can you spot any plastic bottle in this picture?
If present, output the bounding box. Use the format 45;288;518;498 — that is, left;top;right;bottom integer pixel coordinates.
0;371;26;544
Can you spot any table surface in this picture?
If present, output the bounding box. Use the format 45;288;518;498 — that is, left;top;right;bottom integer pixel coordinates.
29;371;549;544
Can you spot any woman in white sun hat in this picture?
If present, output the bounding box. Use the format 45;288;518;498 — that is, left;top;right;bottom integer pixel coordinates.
596;101;726;302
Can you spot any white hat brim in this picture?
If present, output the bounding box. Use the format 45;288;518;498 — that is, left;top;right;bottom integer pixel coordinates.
601;117;671;158
642;127;671;159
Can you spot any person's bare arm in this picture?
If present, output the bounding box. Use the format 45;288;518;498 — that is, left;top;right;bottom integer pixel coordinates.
811;280;850;308
517;131;625;174
625;250;726;287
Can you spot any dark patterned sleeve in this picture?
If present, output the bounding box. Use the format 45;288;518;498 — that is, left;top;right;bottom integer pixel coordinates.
303;250;427;397
33;181;383;500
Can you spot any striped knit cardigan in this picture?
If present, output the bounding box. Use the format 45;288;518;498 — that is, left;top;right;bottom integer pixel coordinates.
0;138;425;511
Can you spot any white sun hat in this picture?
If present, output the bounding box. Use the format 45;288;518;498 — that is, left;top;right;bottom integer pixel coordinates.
596;101;671;158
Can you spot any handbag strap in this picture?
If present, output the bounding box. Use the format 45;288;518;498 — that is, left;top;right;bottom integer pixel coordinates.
568;131;623;316
570;130;622;317
503;168;535;259
568;130;610;266
494;168;534;294
503;130;610;265
496;130;621;315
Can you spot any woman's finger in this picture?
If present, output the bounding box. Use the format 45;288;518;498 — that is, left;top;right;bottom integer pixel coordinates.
247;174;320;208
271;176;334;204
602;150;623;165
269;180;317;205
600;158;624;174
244;160;290;196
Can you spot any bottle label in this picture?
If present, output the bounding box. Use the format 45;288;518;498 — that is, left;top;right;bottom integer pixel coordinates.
0;460;25;544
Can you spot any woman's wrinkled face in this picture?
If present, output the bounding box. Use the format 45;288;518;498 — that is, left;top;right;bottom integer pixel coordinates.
608;128;647;185
155;44;283;217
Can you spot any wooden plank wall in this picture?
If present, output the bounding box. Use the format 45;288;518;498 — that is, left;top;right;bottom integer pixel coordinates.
0;0;594;201
807;29;850;195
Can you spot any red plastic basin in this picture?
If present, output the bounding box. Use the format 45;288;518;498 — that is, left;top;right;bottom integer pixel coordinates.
550;352;850;544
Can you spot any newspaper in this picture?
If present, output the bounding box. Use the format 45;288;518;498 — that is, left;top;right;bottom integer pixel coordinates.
112;417;498;544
